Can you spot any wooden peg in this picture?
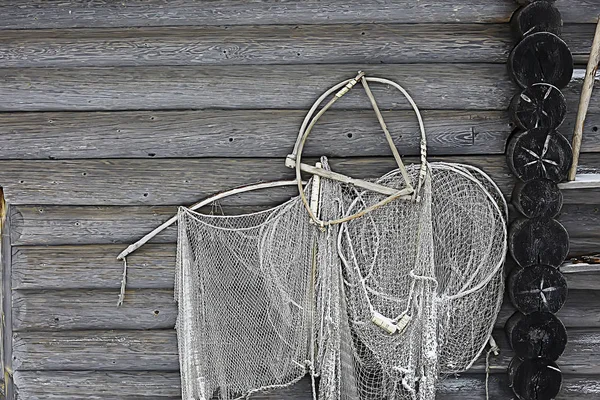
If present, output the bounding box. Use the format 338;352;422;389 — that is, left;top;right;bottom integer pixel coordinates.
568;17;600;181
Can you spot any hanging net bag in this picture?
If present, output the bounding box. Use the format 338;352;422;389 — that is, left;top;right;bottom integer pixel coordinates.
175;196;318;400
286;74;508;399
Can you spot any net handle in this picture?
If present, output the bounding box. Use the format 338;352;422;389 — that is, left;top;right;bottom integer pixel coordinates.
288;73;428;226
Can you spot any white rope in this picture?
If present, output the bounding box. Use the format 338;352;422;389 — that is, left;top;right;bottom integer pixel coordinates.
485;336;500;400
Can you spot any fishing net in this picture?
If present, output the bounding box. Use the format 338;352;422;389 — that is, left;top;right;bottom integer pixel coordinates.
334;162;506;400
175;197;317;400
121;73;507;400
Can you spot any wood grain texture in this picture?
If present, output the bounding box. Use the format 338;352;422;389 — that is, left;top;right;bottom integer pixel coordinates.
11;372;600;400
0;24;516;67
0;24;589;68
1;109;599;160
0;64;594;112
12;244;600;291
5;23;596;67
0;64;518;112
0;110;513;159
0;0;595;28
0;155;533;206
11;328;600;372
12;244;176;290
11;289;600;332
7;204;599;248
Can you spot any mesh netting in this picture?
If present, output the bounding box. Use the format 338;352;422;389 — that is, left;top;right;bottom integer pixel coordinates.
174;159;506;400
175;197;317;400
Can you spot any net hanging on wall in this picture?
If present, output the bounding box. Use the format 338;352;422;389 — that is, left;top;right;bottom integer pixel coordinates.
118;72;507;400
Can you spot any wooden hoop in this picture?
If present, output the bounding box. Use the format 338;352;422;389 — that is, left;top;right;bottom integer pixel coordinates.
288;73;428;226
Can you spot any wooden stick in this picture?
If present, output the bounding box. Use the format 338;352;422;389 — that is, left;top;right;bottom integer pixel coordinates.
116;180;303;260
360;78;413;192
568;17;600;181
285;156;406;196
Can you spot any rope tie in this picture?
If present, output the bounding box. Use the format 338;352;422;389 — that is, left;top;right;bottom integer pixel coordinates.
117;256;128;306
485;336;500;400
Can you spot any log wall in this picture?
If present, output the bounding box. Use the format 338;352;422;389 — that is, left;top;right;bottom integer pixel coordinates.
0;1;599;398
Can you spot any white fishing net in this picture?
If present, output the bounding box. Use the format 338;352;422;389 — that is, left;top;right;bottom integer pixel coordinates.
332;162;506;400
150;74;506;400
175;197;317;400
174;160;506;400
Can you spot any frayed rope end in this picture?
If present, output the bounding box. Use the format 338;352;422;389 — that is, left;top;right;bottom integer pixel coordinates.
117;256;128;307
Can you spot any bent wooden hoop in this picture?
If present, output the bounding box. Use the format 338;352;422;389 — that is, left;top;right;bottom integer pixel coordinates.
286;72;429;226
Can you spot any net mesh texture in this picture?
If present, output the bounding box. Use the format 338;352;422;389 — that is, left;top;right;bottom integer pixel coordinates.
175;159;506;400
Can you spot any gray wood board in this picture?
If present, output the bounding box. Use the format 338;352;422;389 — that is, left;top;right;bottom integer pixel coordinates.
8;202;600;249
12;244;600;291
0;64;580;112
2;155;600;206
0;24;593;67
0;0;595;28
1;109;599;160
10;371;600;399
11;327;600;372
11;289;600;332
0;64;594;112
0;110;514;159
0;24;512;67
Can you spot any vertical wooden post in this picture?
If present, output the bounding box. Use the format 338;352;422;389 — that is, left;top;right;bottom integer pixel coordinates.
568;17;600;181
0;188;14;399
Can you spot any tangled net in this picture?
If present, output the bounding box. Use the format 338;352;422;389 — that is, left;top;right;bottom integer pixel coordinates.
160;74;507;400
174;160;506;400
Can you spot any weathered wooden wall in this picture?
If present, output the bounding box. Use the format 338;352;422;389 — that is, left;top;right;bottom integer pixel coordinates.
0;1;599;399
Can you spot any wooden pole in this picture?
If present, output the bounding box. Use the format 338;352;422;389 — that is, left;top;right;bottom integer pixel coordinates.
568;17;600;181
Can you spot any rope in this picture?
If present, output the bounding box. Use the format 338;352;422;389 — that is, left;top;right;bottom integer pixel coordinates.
117;256;128;307
485;336;500;400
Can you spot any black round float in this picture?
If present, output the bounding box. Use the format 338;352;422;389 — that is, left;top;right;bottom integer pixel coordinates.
506;311;567;360
508;356;562;400
509;217;569;268
508;32;573;89
511;1;562;39
506;128;573;183
508;265;568;314
509;83;567;131
512;178;563;218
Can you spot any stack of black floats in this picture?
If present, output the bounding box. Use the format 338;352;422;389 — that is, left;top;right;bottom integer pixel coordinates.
505;1;574;399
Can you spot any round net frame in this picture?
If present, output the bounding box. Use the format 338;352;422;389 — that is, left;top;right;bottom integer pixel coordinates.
117;72;507;400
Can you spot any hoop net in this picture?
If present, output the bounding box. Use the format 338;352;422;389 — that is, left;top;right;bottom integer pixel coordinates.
174;160;506;400
171;74;506;400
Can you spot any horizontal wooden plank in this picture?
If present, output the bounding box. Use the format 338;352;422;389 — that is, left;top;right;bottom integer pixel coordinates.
11;374;600;400
11;288;600;332
0;110;514;159
7;200;600;249
13;371;184;400
0;24;594;68
11;371;600;400
13;330;179;371
1;64;595;113
0;156;519;206
12;244;176;290
9;202;600;246
12;239;600;291
12;327;600;373
0;0;595;29
0;108;598;161
0;64;521;112
5;154;600;206
438;374;600;400
0;24;515;67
